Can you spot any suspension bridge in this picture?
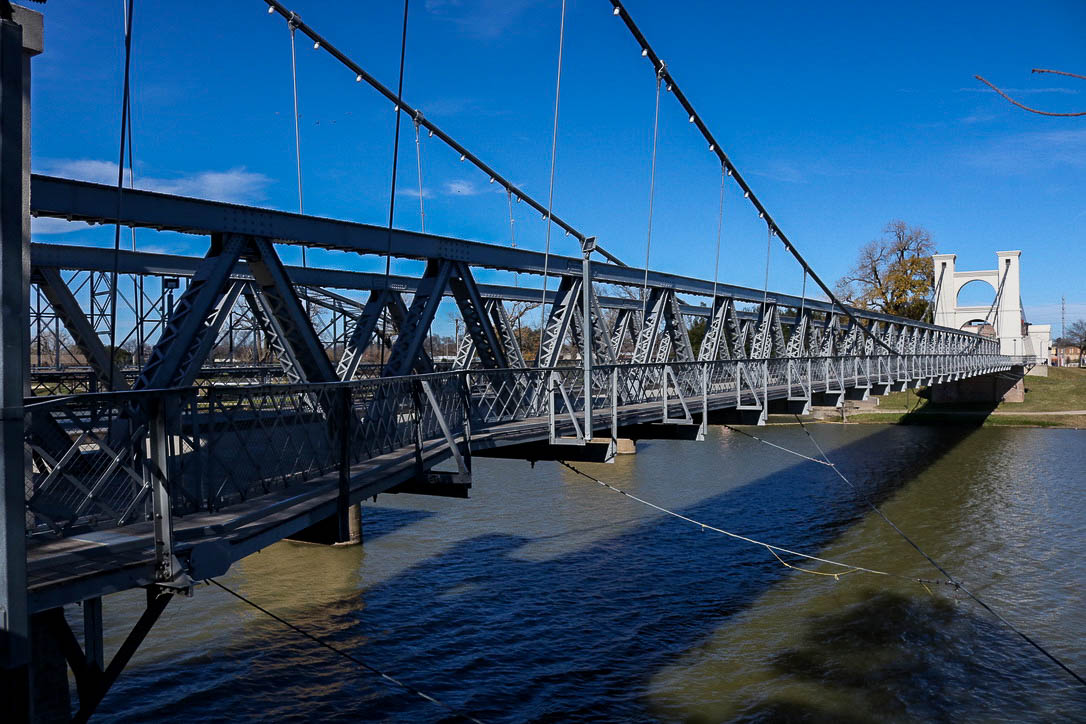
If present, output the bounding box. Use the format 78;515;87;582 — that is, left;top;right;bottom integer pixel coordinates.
0;1;1034;720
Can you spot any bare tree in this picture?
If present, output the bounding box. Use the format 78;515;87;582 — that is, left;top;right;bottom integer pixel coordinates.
1068;319;1086;367
835;220;936;321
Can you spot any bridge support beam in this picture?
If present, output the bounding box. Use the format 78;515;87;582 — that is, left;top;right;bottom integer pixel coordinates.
930;366;1025;404
286;504;363;546
1;8;41;719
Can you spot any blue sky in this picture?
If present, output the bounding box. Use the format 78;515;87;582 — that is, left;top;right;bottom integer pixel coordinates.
29;0;1086;332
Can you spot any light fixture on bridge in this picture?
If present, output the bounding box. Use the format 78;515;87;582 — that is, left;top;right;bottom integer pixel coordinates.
613;6;620;15
460;154;466;161
489;177;495;183
709;143;715;151
641;49;648;57
268;6;275;13
689;114;695;123
355;74;362;82
744;190;750;198
313;41;320;49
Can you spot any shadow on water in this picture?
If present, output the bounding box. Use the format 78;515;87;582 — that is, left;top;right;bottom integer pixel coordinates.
735;589;1080;724
95;419;1082;723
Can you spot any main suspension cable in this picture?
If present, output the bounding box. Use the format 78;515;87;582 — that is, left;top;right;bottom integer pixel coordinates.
537;0;568;362
606;0;898;356
207;579;487;723
264;0;626;266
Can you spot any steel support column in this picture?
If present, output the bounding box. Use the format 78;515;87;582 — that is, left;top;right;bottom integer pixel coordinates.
1;9;39;716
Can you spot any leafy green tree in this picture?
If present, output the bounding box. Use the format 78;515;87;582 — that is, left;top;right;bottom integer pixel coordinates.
834;220;935;321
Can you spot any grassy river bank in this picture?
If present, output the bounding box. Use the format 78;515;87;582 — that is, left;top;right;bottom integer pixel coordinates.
844;365;1086;429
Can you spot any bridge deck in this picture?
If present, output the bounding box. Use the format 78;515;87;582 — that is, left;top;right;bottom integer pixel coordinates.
25;380;830;612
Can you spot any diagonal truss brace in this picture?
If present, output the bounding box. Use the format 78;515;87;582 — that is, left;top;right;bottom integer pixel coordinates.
31;267;129;391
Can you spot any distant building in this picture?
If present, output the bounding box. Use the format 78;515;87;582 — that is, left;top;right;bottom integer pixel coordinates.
1050;343;1082;367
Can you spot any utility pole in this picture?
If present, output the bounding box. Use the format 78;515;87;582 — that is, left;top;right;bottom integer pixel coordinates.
1061;296;1066;366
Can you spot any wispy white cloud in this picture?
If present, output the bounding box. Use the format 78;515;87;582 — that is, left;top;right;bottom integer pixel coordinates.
1026;302;1086;327
443;178;505;196
959;86;1080;95
36;159;272;203
959;112;997;125
32;159;273;234
963;128;1086;173
398;186;434;199
751;161;806;184
30;217;93;235
424;0;545;40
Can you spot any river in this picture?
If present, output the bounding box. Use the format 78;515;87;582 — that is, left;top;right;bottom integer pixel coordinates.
85;423;1085;722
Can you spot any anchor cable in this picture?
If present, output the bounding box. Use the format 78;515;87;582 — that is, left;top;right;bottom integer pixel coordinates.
557;460;952;586
207;579;487;723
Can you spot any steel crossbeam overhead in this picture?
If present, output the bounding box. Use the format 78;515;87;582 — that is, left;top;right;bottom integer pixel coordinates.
29;177;984;335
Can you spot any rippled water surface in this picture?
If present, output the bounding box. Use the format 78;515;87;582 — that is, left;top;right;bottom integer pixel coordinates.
88;424;1085;722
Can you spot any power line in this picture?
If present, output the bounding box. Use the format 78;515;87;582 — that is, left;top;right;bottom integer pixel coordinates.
207;579;487;723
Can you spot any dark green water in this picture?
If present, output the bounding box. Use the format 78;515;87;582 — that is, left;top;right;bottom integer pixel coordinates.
88;424;1085;722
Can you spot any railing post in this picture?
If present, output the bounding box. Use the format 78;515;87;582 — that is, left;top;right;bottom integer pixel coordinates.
0;10;38;709
335;385;351;542
148;396;183;588
411;379;424;476
581;236;596;442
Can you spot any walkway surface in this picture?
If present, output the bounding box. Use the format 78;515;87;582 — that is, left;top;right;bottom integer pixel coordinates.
869;408;1086;416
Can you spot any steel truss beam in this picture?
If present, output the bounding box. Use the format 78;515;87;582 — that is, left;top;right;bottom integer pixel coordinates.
30;176;987;336
31;267;127;390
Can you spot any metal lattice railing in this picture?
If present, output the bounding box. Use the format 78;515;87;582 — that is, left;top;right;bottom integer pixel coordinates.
23;352;1014;538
